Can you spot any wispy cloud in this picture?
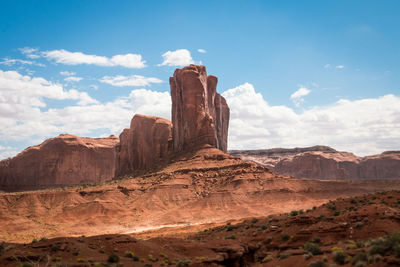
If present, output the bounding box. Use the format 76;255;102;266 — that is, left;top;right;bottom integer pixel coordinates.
197;49;207;53
100;75;162;87
60;71;76;76
0;58;44;67
64;76;83;82
336;65;345;69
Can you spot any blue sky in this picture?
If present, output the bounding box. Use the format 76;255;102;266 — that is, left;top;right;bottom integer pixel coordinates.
0;0;399;158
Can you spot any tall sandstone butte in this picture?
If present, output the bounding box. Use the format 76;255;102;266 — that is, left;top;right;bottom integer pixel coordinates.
116;114;172;176
0;134;119;191
170;65;230;152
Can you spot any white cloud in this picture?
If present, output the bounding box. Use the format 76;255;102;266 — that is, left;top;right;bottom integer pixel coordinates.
110;54;146;68
324;64;331;69
197;49;207;53
290;87;310;107
60;71;76;76
64;76;83;82
42;49;146;68
336;65;345;69
90;84;99;90
158;49;194;66
223;83;400;156
100;75;162;87
0;70;97;110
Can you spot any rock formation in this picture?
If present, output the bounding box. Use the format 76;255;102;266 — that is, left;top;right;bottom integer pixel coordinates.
170;65;229;152
116;114;172;176
0;134;119;191
230;146;400;180
0;65;230;190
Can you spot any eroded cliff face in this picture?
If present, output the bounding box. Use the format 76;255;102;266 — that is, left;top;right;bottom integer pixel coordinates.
170;65;229;153
230;146;400;180
0;134;119;191
116;114;172;176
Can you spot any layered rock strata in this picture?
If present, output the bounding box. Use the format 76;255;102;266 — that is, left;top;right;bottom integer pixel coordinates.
116;114;172;176
170;65;229;152
0;134;119;191
230;146;400;180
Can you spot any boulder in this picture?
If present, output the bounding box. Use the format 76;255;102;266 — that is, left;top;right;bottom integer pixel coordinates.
170;64;229;152
115;114;172;176
0;134;119;191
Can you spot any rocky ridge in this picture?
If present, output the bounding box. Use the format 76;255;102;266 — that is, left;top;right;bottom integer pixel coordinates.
230;146;400;180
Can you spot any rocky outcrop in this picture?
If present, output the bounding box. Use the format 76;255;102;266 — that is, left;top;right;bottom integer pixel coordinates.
0;134;119;191
170;65;229;153
230;146;400;180
116;114;172;176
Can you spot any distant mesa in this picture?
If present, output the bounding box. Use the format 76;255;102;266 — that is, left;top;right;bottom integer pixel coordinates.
230;146;400;180
0;65;230;191
0;134;119;191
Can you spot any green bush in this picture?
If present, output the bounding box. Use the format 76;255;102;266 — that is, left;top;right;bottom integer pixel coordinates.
251;218;259;224
108;253;120;263
282;233;290;241
279;253;291;260
290;210;298;216
304;242;322;255
332;250;347;265
224;235;236;240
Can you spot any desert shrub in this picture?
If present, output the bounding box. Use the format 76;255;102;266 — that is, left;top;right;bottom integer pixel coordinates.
279;253;291;260
290;210;298;216
354;261;367;267
260;223;268;230
355;222;363;228
312;237;321;243
224;235;236;240
76;257;86;262
281;233;290;241
124;251;135;258
332;250;347;265
299;209;304;214
350;198;356;204
0;241;4;255
176;259;191;267
261;255;273;263
327;203;336;210
226;225;236;231
19;263;34;267
148;254;158;262
351;251;369;265
39;237;47;242
251;218;259;224
308;259;326;267
303;253;312;260
304;242;322;255
333;211;340;216
108;253;120;263
363;217;369;223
